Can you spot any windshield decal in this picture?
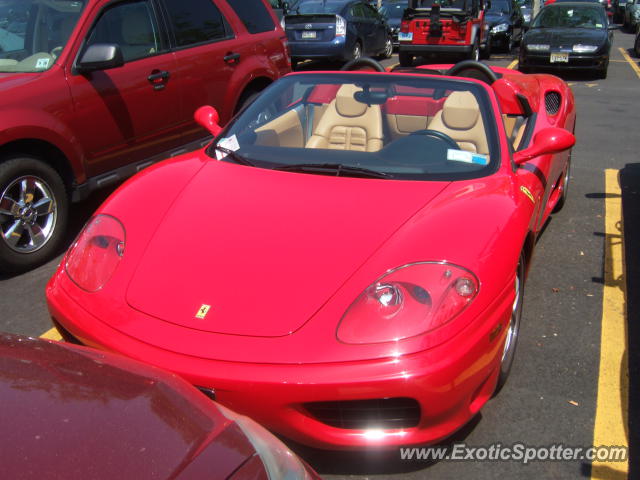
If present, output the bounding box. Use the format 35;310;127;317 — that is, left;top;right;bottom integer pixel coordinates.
447;149;489;165
215;135;240;160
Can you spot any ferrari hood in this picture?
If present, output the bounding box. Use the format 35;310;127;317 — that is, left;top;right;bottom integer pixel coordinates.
126;162;449;337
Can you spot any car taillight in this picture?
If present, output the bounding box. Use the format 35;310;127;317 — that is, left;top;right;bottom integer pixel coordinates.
336;14;346;36
401;20;410;33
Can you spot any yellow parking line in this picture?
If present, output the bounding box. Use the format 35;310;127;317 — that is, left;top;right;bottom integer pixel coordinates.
507;59;518;70
40;327;62;341
618;47;640;80
591;169;628;480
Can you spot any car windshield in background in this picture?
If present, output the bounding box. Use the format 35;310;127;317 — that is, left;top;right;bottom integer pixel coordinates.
489;0;511;13
380;2;408;19
0;0;86;73
517;0;533;7
296;1;344;14
210;73;499;182
415;0;467;9
533;5;605;28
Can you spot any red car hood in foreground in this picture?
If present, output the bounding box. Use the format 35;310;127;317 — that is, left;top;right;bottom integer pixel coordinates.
126;162;450;337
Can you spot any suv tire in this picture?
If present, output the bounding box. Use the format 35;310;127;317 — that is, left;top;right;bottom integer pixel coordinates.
0;157;68;273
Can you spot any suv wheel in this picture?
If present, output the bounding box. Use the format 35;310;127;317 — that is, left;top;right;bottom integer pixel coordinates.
0;157;68;273
352;41;362;61
379;36;393;59
469;39;480;61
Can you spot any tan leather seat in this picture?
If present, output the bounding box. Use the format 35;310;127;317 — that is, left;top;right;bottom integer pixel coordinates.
428;91;489;155
305;84;383;152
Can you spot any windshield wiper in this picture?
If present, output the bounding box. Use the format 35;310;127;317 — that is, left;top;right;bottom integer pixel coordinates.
275;163;391;179
213;145;256;166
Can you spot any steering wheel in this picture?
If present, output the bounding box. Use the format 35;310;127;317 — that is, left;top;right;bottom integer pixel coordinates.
444;60;498;85
409;129;461;149
341;57;386;72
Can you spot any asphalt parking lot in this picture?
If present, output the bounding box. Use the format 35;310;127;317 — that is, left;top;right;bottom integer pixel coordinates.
1;30;638;480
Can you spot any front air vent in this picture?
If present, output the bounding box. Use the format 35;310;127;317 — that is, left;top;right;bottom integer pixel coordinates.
545;91;561;115
304;397;421;430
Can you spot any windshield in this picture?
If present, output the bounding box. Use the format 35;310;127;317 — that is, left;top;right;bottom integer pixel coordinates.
0;0;86;73
489;0;511;13
517;0;533;7
532;5;605;28
208;73;499;182
296;1;344;14
380;2;408;19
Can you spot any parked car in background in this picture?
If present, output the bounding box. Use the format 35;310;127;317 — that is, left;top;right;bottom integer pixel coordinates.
379;0;409;47
519;2;613;77
398;0;491;65
0;0;290;274
283;0;393;66
486;0;525;52
270;0;302;19
623;0;640;31
612;0;627;22
0;333;319;479
517;0;534;27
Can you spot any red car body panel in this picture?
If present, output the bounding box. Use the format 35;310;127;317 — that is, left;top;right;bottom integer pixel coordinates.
0;333;318;478
0;0;290;196
46;65;576;449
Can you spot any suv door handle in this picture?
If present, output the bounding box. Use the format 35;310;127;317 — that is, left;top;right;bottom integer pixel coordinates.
148;70;170;90
224;52;241;64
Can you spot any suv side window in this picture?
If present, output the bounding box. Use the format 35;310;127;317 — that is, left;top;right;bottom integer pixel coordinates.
362;3;378;18
85;0;161;63
226;0;276;33
162;0;229;47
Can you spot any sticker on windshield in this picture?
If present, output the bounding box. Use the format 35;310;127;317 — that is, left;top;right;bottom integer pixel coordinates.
596;23;603;28
447;149;489;165
35;58;50;69
215;135;240;160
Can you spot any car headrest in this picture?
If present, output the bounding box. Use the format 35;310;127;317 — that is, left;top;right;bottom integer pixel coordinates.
335;84;367;117
442;91;480;130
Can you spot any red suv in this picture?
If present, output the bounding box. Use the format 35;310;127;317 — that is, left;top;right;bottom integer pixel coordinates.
0;0;290;273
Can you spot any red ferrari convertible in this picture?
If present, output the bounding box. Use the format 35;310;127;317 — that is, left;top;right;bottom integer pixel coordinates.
46;59;576;450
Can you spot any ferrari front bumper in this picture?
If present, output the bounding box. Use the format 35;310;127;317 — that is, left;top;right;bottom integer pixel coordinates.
46;274;514;450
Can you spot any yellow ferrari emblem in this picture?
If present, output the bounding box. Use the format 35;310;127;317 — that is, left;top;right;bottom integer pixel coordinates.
520;186;535;204
195;304;211;319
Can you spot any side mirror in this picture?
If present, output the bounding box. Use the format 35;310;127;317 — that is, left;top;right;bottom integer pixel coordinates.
76;44;124;73
195;105;223;136
513;127;575;165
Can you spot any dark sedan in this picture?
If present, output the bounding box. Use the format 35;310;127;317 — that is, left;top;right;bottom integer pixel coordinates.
0;333;318;479
380;0;408;47
284;0;393;65
519;2;613;78
486;0;525;52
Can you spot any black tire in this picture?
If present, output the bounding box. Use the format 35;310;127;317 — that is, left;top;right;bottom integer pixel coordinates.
480;39;492;60
494;253;525;394
596;58;609;79
634;33;640;57
553;155;571;213
379;36;393;59
468;39;480;61
399;51;413;67
0;156;68;273
234;89;261;115
505;32;515;53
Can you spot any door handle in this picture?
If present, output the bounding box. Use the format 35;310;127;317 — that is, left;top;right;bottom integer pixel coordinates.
224;52;241;64
148;70;170;90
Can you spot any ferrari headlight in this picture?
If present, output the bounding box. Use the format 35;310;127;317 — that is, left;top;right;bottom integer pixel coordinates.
527;43;550;51
491;23;509;33
337;262;479;344
65;214;125;292
572;44;598;53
